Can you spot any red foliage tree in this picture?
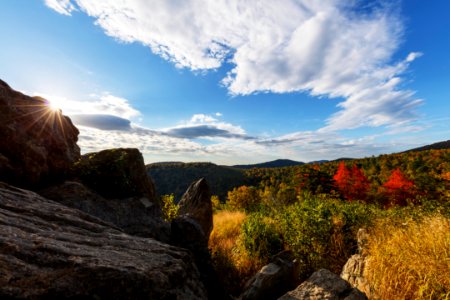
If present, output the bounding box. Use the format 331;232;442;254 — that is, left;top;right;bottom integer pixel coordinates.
333;162;352;198
381;168;416;206
350;165;370;201
333;162;370;201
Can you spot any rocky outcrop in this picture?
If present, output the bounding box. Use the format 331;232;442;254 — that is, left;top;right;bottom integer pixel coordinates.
178;178;213;238
0;182;207;299
39;181;170;242
0;79;80;188
172;179;225;299
171;215;230;300
279;269;367;300
240;251;300;300
71;148;156;201
341;228;372;298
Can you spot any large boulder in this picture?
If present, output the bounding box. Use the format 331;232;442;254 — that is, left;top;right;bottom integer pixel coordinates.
0;79;80;188
178;178;213;238
240;251;300;300
0;182;207;299
278;269;367;300
171;216;230;300
39;181;170;242
71;148;156;201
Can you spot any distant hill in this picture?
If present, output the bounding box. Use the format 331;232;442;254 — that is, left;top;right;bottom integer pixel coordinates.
307;158;354;164
308;159;329;164
232;159;304;169
404;140;450;152
146;162;250;202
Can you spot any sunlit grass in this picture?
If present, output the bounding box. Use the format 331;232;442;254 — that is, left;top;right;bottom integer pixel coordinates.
365;216;450;299
209;210;261;296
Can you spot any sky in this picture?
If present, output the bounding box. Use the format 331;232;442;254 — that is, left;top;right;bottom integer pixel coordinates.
0;0;449;165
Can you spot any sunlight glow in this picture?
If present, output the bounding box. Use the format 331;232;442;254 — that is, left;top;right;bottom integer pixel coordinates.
46;98;63;112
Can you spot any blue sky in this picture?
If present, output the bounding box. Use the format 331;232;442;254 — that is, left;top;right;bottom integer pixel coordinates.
0;0;449;164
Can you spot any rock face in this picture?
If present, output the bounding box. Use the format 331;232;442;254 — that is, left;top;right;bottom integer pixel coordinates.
0;182;207;299
341;228;372;298
39;181;170;242
278;269;367;300
171;215;230;300
71;148;156;201
178;178;213;238
0;79;80;187
240;251;300;300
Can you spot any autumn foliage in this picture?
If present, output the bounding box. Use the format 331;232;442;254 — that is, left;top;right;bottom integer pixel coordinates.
333;162;370;201
380;168;416;206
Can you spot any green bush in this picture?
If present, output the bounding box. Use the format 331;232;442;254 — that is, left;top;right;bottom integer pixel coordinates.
161;194;178;221
240;213;283;263
276;196;374;278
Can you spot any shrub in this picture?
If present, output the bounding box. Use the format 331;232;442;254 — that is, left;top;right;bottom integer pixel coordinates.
240;213;284;263
277;196;373;279
160;194;178;221
227;185;261;211
365;215;450;299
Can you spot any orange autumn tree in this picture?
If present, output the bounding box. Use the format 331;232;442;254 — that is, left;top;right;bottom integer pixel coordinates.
333;162;370;201
380;168;416;206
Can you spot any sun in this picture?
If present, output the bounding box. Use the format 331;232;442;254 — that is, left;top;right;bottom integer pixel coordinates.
46;98;63;112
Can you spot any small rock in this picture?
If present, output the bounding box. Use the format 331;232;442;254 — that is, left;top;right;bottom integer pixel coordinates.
279;269;367;300
240;251;300;300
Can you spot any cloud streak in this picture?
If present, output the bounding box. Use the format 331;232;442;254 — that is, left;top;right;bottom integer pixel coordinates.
163;113;251;139
70;114;132;131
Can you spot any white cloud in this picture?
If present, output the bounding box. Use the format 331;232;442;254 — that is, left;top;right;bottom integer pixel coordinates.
46;0;421;131
45;0;75;16
35;92;141;119
190;114;218;124
91;94;141;119
78;125;206;155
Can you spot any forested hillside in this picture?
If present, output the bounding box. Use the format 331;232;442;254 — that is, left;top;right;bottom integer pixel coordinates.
232;159;304;169
148;148;449;204
242;149;449;204
146;162;251;201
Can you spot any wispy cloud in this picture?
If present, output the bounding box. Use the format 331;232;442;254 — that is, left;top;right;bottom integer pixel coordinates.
46;0;422;131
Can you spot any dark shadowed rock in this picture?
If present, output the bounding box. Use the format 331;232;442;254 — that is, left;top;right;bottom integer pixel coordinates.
178;178;213;238
171;216;231;300
278;269;367;300
240;251;300;300
0;182;207;299
39;181;170;242
0;79;80;188
71;148;156;201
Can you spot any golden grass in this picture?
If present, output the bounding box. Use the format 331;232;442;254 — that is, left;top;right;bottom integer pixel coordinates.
209;210;262;296
365;216;450;300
